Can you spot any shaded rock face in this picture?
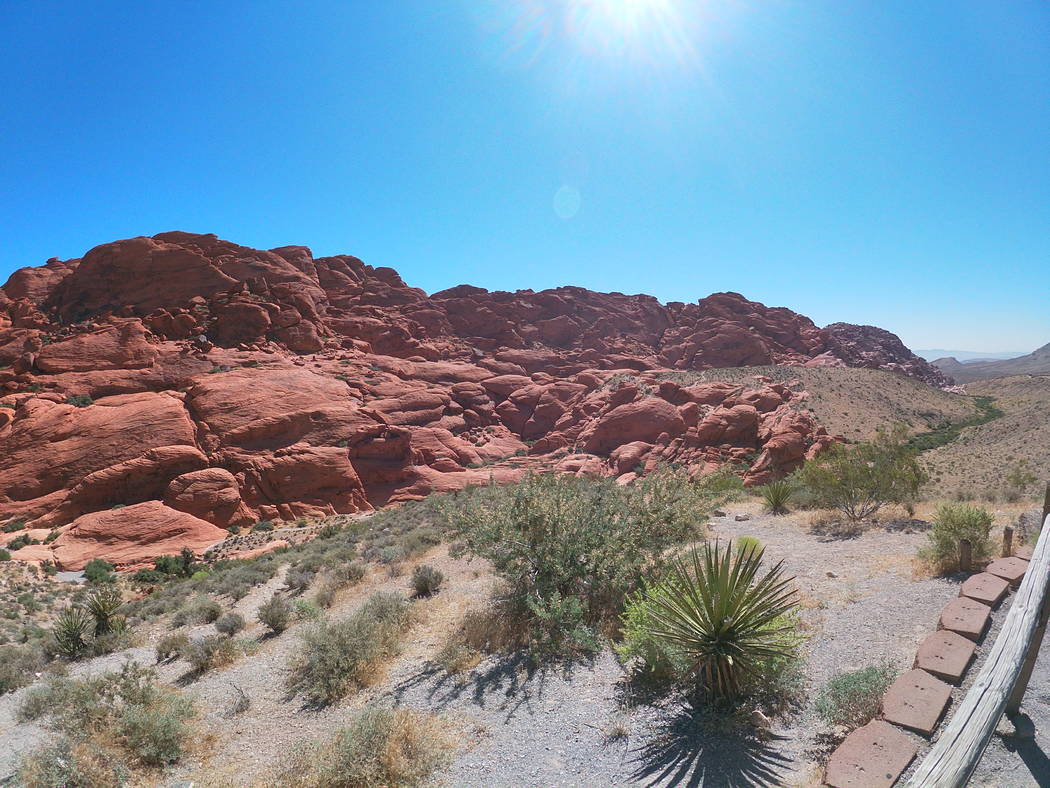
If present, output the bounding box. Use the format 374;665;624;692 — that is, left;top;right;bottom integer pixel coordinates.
0;232;942;568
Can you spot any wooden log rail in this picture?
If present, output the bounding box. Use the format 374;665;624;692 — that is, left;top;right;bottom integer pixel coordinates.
906;500;1050;787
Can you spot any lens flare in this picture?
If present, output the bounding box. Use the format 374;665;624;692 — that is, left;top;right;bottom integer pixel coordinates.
566;0;696;66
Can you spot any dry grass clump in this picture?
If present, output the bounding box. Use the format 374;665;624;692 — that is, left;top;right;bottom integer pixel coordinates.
15;662;196;785
285;592;414;707
279;706;454;788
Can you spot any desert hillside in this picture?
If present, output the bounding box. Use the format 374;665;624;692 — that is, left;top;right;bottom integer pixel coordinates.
933;342;1050;382
923;375;1050;498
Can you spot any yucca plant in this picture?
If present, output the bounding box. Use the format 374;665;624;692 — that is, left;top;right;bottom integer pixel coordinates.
760;480;794;515
85;585;125;636
53;607;92;659
643;540;800;700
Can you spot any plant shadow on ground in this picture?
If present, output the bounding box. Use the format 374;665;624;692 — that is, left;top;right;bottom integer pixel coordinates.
1002;713;1050;785
809;520;865;542
388;651;595;724
628;702;793;788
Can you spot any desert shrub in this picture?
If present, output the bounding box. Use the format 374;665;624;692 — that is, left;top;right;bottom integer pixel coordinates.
919;503;995;572
52;606;92;659
286;592;411;706
182;595;223;626
82;558;115;584
294;599;324;621
315;561;366;608
17;663;195;778
760;479;794;515
815;662;897;729
0;642;46;695
17;738;129;788
441;468;734;657
410;564;444;597
214;611;245;635
286;565;318;594
117;692;195;765
7;534;37;551
279;706;452;788
66;394;94;408
252;520;274;532
180;635;240;674
210;560;279;600
1005;459;1037;495
258;593;293;634
2;518;26;532
620;540;802;701
0;549;10;562
797;425;927;522
154;549;197;578
155;632;191;663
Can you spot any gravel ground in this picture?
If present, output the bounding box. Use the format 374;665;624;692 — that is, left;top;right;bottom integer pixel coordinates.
2;505;1046;787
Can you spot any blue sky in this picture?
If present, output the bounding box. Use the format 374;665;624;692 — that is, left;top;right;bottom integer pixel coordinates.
1;0;1048;352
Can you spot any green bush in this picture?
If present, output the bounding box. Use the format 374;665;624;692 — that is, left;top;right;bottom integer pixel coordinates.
621;540;802;701
84;558;116;584
410;564;444;597
815;662;897;729
66;394;94;408
258;593;293;635
2;518;26;532
215;612;245;636
286;592;411;706
279;706;452;788
441;468;735;657
797;425;927;522
759;479;794;515
252;520;275;532
0;549;10;562
920;503;995;572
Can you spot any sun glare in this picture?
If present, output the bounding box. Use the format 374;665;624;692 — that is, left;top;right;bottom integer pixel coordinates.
566;0;694;65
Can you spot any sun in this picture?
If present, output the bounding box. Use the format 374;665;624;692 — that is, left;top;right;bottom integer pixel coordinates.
566;0;693;65
582;0;675;31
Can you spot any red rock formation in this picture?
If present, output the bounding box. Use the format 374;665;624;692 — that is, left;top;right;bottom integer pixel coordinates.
0;231;948;567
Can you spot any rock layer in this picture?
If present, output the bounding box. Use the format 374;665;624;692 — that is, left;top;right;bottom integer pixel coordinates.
0;232;948;568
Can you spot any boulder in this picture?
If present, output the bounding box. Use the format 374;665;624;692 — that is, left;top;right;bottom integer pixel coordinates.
50;501;227;570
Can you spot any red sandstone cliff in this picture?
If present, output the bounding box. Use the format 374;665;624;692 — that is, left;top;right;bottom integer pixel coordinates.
0;232;948;568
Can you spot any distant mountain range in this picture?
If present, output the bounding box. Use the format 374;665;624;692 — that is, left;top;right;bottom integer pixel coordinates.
914;349;1029;363
932;343;1050;383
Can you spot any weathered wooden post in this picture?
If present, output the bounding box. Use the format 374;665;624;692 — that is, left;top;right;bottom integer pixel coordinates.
1003;526;1014;558
1005;484;1050;716
907;492;1050;786
960;539;972;573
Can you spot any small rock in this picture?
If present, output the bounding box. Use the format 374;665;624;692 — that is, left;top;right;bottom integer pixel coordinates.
713;509;726;517
734;514;751;522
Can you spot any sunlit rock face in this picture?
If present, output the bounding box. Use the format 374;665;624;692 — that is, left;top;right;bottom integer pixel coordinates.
0;232;944;567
